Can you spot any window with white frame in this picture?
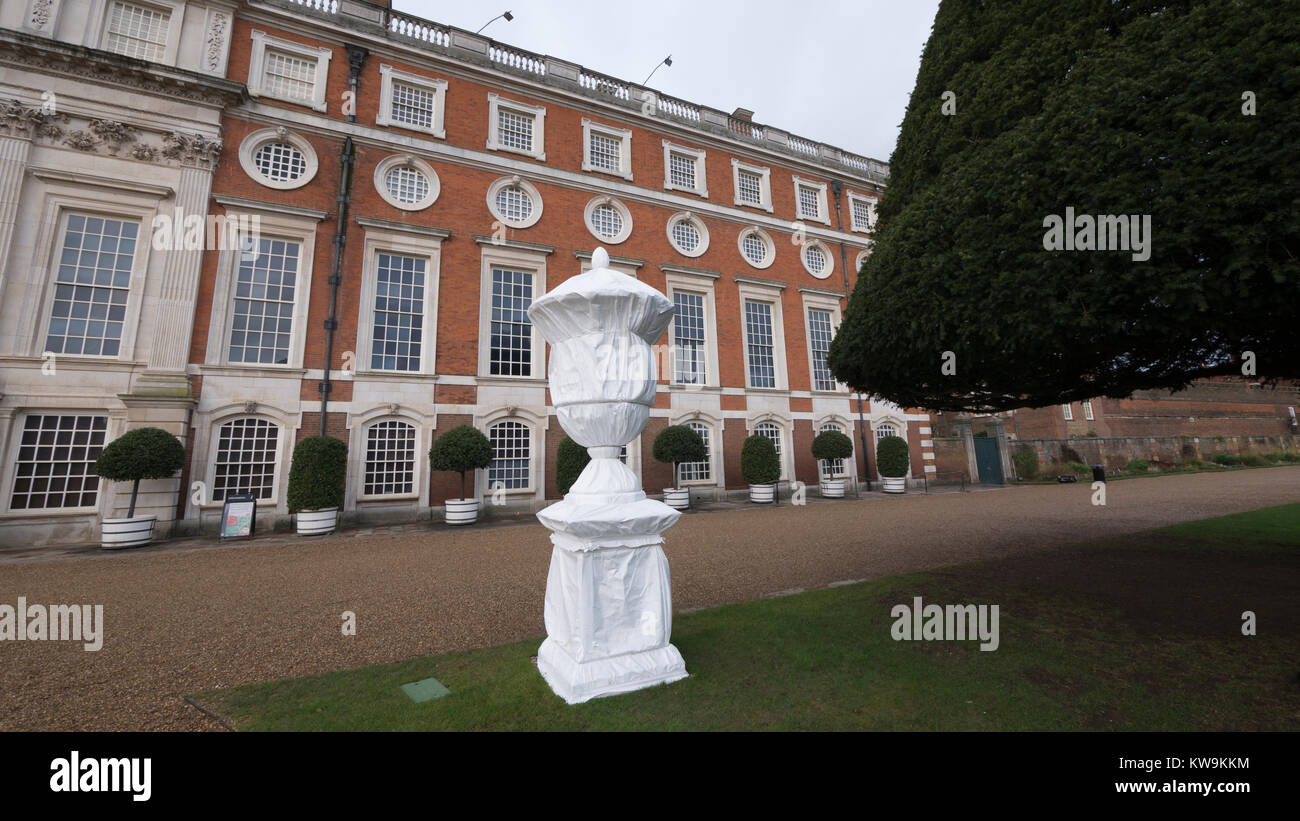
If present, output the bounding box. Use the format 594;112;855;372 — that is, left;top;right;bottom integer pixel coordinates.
374;155;440;211
662;141;707;196
486;176;543;229
1082;400;1094;421
754;421;784;478
731;160;772;211
801;240;834;279
738;227;774;269
489;267;534;377
584;196;632;244
794;177;829;223
582;119;633;180
211;417;280;501
8;414;108;510
248;31;331;112
1062;404;1074;421
667;212;709;257
369;253;427;372
807;307;837;391
363;420;416;497
227;237;300;366
744;300;777;388
377;65;447;138
875;422;899;441
488;420;530;490
238;128;319;190
672;291;707;385
848;192;878;232
679;421;712;483
819;423;848;478
103;1;171;62
44;213;137;358
487;94;546;160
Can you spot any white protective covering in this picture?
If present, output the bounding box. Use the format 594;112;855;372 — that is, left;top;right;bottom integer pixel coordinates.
527;248;688;704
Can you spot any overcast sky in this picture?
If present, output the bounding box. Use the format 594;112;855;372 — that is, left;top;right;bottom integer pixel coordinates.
396;0;940;162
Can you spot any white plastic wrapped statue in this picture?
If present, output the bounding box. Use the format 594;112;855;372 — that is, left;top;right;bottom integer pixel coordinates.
526;247;688;703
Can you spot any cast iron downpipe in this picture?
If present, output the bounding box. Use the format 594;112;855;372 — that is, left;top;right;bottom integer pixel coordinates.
830;180;871;492
319;45;368;436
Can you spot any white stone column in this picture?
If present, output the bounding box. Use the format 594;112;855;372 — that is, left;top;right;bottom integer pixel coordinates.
528;249;688;704
0;134;31;291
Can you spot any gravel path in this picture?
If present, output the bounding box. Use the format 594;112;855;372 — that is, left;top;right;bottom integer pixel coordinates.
2;468;1297;731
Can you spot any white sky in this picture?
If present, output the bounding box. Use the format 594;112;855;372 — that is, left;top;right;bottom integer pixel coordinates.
395;0;940;162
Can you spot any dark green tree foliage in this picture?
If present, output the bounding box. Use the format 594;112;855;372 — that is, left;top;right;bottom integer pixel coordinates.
652;425;706;489
287;436;347;513
556;436;591;495
876;435;911;479
828;1;1300;411
740;434;780;485
429;425;493;500
94;427;187;518
811;429;854;462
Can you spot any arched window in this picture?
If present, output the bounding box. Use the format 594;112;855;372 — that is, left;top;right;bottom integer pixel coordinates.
363;420;416;496
488;420;530;490
819;422;848;479
679;421;711;483
874;422;899;441
212;417;280;501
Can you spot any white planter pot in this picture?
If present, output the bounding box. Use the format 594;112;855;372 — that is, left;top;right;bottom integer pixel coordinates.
101;515;156;549
820;479;845;498
296;507;338;536
749;483;776;504
882;477;907;494
662;488;691;510
445;498;480;526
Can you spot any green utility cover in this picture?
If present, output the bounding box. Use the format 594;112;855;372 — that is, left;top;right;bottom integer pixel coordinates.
401;677;451;703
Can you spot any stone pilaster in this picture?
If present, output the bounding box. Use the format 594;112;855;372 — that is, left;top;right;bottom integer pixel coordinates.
955;415;979;483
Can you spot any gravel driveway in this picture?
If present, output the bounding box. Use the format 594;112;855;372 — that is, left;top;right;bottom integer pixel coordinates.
2;468;1297;731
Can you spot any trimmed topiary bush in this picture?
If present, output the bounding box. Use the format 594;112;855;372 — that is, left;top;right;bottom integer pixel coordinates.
653;425;706;489
741;434;780;485
1264;452;1284;463
1212;453;1240;466
1066;461;1091;476
1240;453;1269;467
430;425;493;500
876;435;911;479
556;436;591;495
94;427;187;518
1125;458;1149;473
1280;451;1300;464
287;436;347;513
1012;446;1039;481
812;429;854;464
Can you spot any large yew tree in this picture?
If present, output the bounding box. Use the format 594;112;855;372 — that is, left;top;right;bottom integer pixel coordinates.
827;0;1299;412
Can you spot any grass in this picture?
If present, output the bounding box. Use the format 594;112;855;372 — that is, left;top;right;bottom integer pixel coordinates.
192;504;1300;731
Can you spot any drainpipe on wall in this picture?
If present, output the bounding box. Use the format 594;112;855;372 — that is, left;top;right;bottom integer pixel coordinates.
830;180;871;492
319;45;368;437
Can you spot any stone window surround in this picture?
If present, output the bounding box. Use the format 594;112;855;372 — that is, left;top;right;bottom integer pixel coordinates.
373;153;441;211
663;267;722;390
581;118;633;181
792;175;831;226
800;290;847;395
666;210;710;258
846;189;878;233
247;29;332;113
800;238;835;280
485;174;544;229
203;197;326;371
813;415;856;480
662;140;708;198
737;226;776;270
192;402;300;511
475;405;549;500
0;409;120;517
475;240;551;380
376;63;448;139
582;195;633;245
731;158;773;212
238;127;320;191
737;278;789;392
746;412;794;482
486;93;547;161
353;219;447;378
668;409;725;488
346;404;437;508
90;0;186;66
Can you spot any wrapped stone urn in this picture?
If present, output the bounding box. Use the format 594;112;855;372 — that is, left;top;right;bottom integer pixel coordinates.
526;248;688;703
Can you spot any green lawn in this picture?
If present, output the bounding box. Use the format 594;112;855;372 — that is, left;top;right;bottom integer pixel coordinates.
192;504;1300;731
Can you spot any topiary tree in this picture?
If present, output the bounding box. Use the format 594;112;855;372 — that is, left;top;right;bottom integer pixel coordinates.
652;425;706;489
429;425;493;500
741;434;780;486
94;427;187;518
876;435;911;479
556;436;591;496
827;1;1300;411
812;429;854;472
287;436;347;513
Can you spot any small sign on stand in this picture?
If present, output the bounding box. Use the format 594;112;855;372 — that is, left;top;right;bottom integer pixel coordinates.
219;493;257;541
